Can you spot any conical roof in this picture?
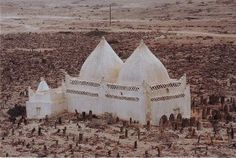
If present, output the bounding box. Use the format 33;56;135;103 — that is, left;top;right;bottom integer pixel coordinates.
79;37;123;82
117;40;170;85
36;77;50;92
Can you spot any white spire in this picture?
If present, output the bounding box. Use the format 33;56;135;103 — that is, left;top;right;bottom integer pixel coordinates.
140;39;144;45
36;77;50;92
79;37;123;82
117;41;170;85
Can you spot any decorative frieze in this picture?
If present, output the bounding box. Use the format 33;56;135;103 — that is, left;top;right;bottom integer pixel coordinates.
151;93;185;102
150;82;181;91
105;94;139;102
66;89;98;97
69;79;100;87
107;84;140;91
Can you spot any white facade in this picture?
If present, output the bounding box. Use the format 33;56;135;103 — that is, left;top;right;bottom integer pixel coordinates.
26;38;191;124
26;78;66;119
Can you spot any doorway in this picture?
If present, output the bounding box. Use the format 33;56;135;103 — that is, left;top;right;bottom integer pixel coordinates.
36;107;41;116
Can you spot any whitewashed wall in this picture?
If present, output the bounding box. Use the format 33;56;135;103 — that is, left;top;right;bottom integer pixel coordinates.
150;75;191;124
105;82;146;124
65;74;100;114
26;101;65;119
26;87;66;119
26;102;52;119
182;85;191;118
65;75;147;123
65;74;191;125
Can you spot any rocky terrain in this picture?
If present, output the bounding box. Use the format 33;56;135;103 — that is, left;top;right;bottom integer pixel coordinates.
1;31;235;106
0;0;236;157
1;30;236;157
0;106;236;157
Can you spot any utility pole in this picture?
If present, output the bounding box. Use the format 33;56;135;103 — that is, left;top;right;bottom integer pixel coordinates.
109;4;111;26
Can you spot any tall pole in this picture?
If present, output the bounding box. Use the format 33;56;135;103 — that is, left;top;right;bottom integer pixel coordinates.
109;4;111;26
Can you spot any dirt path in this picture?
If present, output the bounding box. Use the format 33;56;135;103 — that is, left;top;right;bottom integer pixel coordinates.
167;30;236;38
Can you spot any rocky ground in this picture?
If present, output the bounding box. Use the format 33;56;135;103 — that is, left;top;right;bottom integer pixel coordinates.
0;110;236;157
1;31;236;107
1;0;236;157
1;0;236;108
0;30;236;157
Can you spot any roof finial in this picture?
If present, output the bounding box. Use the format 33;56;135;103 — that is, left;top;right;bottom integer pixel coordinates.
102;36;105;40
140;39;144;45
138;39;145;49
40;77;45;81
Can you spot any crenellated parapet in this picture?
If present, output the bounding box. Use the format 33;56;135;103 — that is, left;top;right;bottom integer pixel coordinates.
65;73;189;103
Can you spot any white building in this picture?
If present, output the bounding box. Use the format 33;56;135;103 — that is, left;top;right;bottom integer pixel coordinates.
26;37;191;124
26;78;66;119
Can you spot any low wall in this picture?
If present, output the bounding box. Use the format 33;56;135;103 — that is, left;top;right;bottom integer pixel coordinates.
65;75;191;125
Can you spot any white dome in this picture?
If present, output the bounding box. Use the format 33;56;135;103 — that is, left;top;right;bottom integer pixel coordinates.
117;40;170;85
36;77;50;92
79;37;123;82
